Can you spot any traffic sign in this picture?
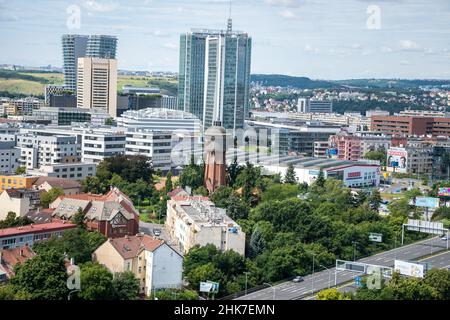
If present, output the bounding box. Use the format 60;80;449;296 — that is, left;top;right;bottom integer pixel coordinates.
355;276;362;287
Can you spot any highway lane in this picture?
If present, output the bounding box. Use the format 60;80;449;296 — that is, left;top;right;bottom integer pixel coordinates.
235;236;449;300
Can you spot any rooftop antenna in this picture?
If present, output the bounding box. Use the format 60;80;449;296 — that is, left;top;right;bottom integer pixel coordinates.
227;0;232;33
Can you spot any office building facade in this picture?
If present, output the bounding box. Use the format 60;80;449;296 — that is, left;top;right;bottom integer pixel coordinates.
76;57;118;117
178;21;252;131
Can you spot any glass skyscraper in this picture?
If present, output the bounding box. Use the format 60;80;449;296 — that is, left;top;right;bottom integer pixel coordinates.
178;20;252;131
62;34;117;93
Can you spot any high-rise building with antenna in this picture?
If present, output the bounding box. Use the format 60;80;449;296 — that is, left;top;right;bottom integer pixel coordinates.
178;6;252;132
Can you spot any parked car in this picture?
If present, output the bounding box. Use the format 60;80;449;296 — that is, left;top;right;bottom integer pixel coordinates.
292;276;304;283
441;235;448;241
153;228;162;236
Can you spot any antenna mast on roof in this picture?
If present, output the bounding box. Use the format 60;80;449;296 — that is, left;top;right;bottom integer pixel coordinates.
227;0;232;33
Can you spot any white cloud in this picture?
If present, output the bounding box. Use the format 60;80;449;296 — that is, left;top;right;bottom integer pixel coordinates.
381;46;393;53
304;44;319;54
163;42;177;50
279;9;296;19
82;0;119;12
266;0;301;7
399;40;420;51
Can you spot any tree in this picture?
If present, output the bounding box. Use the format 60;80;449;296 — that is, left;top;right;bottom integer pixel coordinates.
249;226;266;258
72;207;85;228
193;186;209;196
364;149;387;166
33;228;106;264
369;189;382;211
317;288;350;300
78;262;114;300
179;162;204;190
81;176;104;194
227;158;243;187
423;269;450;300
40;187;64;209
104;117;114;126
112;271;140;300
152;288;198;300
284;163;297;184
315;170;325;188
15;166;26;175
0;211;33;228
10;250;69;300
165;171;173;193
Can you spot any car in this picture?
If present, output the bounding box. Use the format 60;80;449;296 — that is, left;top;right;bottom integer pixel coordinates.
292;276;304;283
441;236;448;241
153;228;162;236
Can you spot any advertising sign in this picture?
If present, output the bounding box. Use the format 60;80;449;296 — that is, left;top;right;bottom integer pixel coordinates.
369;233;383;243
406;219;444;235
415;197;439;208
199;282;213;293
438;188;450;197
394;260;424;278
387;148;408;173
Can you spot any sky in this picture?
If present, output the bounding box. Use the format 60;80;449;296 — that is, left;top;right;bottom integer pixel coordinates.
0;0;450;79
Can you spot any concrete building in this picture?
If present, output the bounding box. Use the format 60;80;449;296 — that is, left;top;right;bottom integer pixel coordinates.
0;188;41;220
76;57;118;117
62;34;117;92
386;146;433;175
0;175;39;191
313;141;329;158
297;98;333;113
93;234;183;297
122;86;160;95
32;107;92;125
371;115;450;137
125;129;172;172
16;133;79;169
329;131;391;161
178;19;252;131
0;142;20;175
166;196;245;256
79;127;126;164
0;221;77;250
27;162;96;180
117;108;202;133
161;95;178;110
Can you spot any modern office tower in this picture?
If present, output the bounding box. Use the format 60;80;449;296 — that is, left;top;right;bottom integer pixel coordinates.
62;34;117;93
86;35;118;59
62;35;89;92
178;20;252;131
76;57;118;117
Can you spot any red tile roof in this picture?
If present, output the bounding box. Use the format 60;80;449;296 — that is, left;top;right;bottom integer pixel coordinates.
0;221;77;238
34;177;81;190
0;246;35;276
108;234;165;259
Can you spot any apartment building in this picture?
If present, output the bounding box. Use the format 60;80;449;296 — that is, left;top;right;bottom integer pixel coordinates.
79;128;126;163
371;115;450;137
0;175;38;191
166;196;245;256
27;162;96;180
93;234;183;297
0;142;20;174
16;133;79;169
125;129;172;171
0;188;41;220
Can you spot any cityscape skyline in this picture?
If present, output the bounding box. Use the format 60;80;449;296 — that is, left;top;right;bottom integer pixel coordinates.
0;0;449;79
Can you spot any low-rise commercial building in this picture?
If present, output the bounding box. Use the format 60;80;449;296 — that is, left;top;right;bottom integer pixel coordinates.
0;221;77;250
27;162;96;180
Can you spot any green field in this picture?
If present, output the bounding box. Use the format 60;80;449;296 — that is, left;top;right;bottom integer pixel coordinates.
0;70;178;97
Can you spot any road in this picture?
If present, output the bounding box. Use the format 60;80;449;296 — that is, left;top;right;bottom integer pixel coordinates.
235;236;449;300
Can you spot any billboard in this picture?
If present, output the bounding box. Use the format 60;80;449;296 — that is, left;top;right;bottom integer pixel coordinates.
369;233;383;243
387;148;407;173
438;187;450;197
415;197;439;208
394;260;424;278
406;219;444;235
200;281;219;293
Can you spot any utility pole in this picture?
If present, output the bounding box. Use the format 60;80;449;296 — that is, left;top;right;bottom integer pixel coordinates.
352;241;359;261
320;265;331;289
311;252;316;294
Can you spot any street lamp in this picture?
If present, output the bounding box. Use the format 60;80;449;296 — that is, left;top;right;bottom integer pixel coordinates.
320;265;331;289
244;272;249;296
263;282;275;300
352;241;359;261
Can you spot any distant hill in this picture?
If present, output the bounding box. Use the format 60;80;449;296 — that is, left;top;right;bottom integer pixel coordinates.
251;74;336;89
251;74;450;90
332;79;450;89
